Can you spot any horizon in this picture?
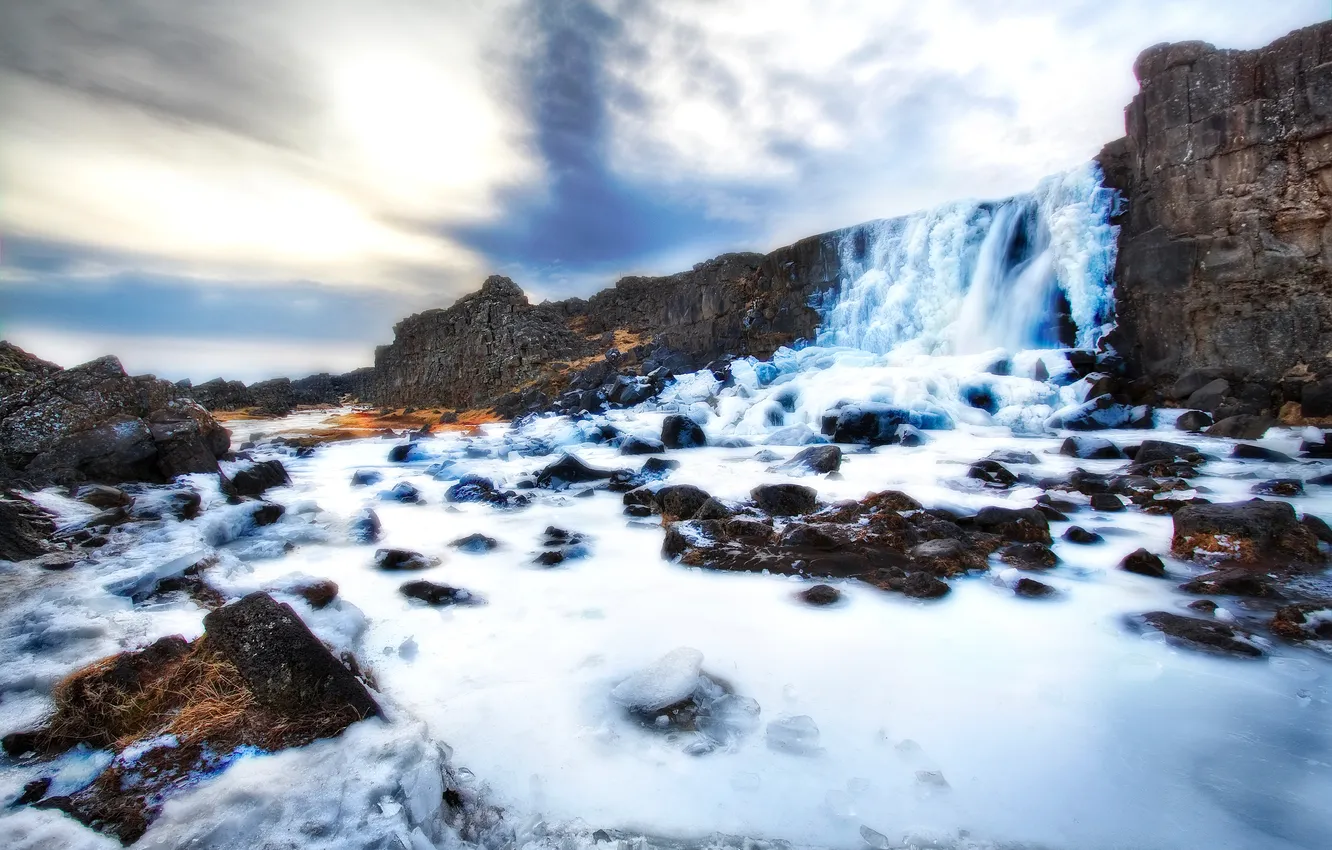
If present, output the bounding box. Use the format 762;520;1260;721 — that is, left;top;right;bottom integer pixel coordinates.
1;0;1327;383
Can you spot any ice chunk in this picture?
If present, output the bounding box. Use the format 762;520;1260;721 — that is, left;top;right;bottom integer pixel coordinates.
610;647;704;712
696;694;761;745
765;714;821;756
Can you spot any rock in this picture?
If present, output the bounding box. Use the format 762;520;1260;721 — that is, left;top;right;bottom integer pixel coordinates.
373;548;435;571
694;497;734;521
1090;493;1126;512
293;579;339;609
987;449;1039;465
823;403;911;445
349;508;381;543
900;573;950;599
350;469;383;487
250;502;285;527
1120;548;1166;578
0;494;55;561
1014;577;1055;598
641;456;680;478
400;580;476;606
971;506;1051;543
450;533;500;553
203;592;380;717
534;550;566;567
750;483;818;516
894;424;925;446
1175;411;1213;432
1185;378;1230;413
611;647;704;712
661;415;707;449
387;444;415;462
379;481;423;503
1303;379;1332;418
656;484;713;521
1133;611;1262;658
1270;602;1332;641
967;460;1017;487
1251;479;1303;496
230;460;290;497
74;484;132;509
1134;440;1203;465
1059;436;1124;460
536;453;624;489
1300;514;1332;544
910;538;986;576
1180;567;1275;597
1169;370;1227;401
1205;416;1273;440
1171;500;1321;564
1231;444;1293;463
779;445;842;474
619;435;665;455
1062;526;1103;545
1001;543;1057;570
625;504;653;518
798;584;841;606
1048;394;1138;431
1188;599;1218;614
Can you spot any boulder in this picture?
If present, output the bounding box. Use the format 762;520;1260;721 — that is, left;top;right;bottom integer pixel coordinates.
349;508;381;543
1062;526;1103;545
1205;416;1273;440
1174;410;1213;432
1301;379;1332;418
1270;602;1332;641
373;548;435;571
987;449;1039;465
203;592;380;718
1134;440;1203;465
656;484;713;521
75;484;132;509
779;445;842;474
1014;577;1055;598
823;403;910;445
292;579;339;610
379;481;423;503
350;469;383;487
661;415;707;449
1090;493;1126;512
970;506;1051;543
1120;548;1166;578
229;460;290;497
0;494;55;561
798;584;842;606
750;483;818;516
1001;543;1057;570
1251;479;1303;497
619;435;665;455
536;453;624;489
1171;500;1321;564
449;533;500;553
1181;567;1274;597
967;460;1017;487
1231;444;1293;463
1132;611;1262;658
400;580;476;606
1059;436;1124;459
1185;378;1230;413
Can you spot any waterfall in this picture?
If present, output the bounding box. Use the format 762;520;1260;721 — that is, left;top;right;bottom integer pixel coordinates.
816;163;1119;355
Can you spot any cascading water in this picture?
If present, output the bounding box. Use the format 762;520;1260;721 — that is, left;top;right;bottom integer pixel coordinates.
817;163;1118;355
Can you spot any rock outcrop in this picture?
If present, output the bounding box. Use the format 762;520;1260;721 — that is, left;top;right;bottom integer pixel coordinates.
1100;22;1332;386
0;346;230;487
183;367;373;414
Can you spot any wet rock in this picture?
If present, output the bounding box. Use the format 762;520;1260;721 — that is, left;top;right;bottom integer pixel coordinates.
1188;599;1219;614
798;584;841;606
894;424;925;446
910;538;986;576
1059;436;1124;460
0;494;55;561
204;592;380;717
446;475;501;503
293;579;339;609
1120;548;1166;578
350;469;383;487
1185;378;1230;412
967;460;1017;487
779;444;842;474
970;506;1051;543
535;551;566;567
1231;444;1294;463
625;504;653;518
74;484;132;509
1132;611;1262;658
750;483;818;516
640;456;680;478
250;502;285;527
1049;394;1141;430
1175;410;1213;432
1062;526;1103;545
229;460;290;497
400;580;476;606
1090;493;1126;512
373;548;435;571
1171;500;1321;564
536;453;624;489
449;533;500;553
694;497;735;521
1180;567;1274;597
349;508;381;543
1001;542;1057;570
619;435;665;455
1205;416;1273;440
1014;577;1055;598
1270;602;1332;641
657;484;713;521
1134;440;1204;466
823;403;911;445
987;449;1039;465
387;444;416;463
661;415;707;449
1251;479;1303;496
900;573;950;599
1300;514;1332;544
379;481;423;503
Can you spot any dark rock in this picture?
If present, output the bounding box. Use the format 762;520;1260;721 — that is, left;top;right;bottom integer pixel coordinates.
15;777;51;806
293;579;339;609
1090;494;1126;512
536;453;624;489
1133;611;1262;658
349;508;381;543
661;415;707;449
1181;567;1274;598
823;403;910;445
445;475;501;504
1062;526;1103;545
203;592;380;717
1185;378;1230;413
1059;436;1124;460
350;469;383;487
894;424;925;447
373;548;434;571
1205;416;1273;440
1188;599;1219;614
779;445;842;474
1051;394;1138;431
230;460;290;497
1014;577;1055;598
74;484;132;509
250;502;285;527
535;550;566;567
1302;379;1332;418
900;573;950;599
1120;548;1166;578
1171;500;1321;564
1001;543;1057;570
1230;444;1294;463
798;584;841;606
909;538;986;576
694;497;734;521
0;494;55;561
387;444;415;463
750;483;818;516
641;456;680;477
450;533;500;553
1134;440;1203;465
400;580;476;606
1175;411;1213;432
657;484;713;521
620;435;665;455
971;506;1051;543
967;460;1017;487
625;504;653;518
986;449;1039;465
379;481;423;503
1251;479;1303;496
1300;514;1332;544
1271;602;1332;641
1170;369;1227;401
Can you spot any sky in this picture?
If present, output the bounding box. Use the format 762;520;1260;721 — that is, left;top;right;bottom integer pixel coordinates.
0;0;1326;382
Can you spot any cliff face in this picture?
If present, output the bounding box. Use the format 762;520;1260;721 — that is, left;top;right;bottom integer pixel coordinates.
1100;22;1332;383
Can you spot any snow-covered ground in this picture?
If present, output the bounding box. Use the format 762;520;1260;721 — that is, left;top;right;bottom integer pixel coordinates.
3;404;1331;850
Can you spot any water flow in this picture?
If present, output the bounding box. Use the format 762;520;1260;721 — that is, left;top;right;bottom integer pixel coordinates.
817;163;1118;355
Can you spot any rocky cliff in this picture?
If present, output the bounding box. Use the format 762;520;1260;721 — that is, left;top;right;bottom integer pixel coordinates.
1100;22;1332;390
184;368;374;414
